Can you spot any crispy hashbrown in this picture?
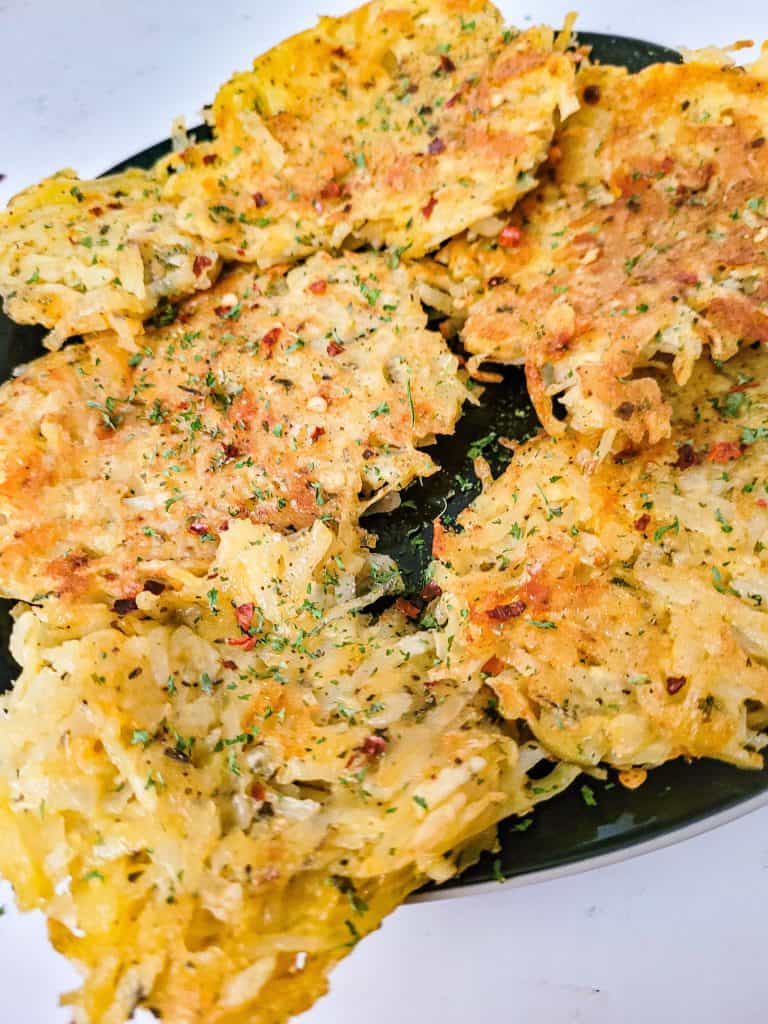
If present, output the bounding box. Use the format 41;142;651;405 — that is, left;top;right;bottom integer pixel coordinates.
432;345;768;772
0;167;221;348
0;251;469;604
0;0;576;345
0;523;578;1024
163;3;575;263
444;49;768;448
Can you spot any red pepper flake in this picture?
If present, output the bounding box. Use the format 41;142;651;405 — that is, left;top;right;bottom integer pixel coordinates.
498;224;522;248
544;330;572;356
757;498;768;508
634;513;651;532
327;340;344;357
674;443;701;470
675;270;698;286
486;600;526;621
520;575;550;610
440;54;456;72
193;254;213;277
218;521;229;532
347;734;388;769
222;442;240;460
253;191;267;207
487;275;509;289
88;205;103;216
320;180;342;200
308;279;327;294
202;153;217;165
227;635;257;650
331;45;348;58
666;675;687;695
421;195;438;219
428;137;446;156
189;522;212;537
446;91;463;107
707;441;743;463
249;781;267;801
107;201;124;210
142;580;166;595
310;426;326;442
396;597;422;619
261;326;281;357
235;603;254;631
113;597;138;615
729;380;759;393
222;659;238;670
481;655;506;677
420;581;442;601
361;735;387;757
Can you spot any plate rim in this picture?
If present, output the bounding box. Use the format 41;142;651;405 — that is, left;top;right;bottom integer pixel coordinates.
411;786;768;902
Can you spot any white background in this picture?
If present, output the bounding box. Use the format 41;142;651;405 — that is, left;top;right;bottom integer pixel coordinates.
2;1;768;1021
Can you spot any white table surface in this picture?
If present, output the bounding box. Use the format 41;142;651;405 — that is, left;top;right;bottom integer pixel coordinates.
2;1;768;1021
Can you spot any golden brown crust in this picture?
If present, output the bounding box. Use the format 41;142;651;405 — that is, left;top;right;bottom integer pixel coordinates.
0;1;576;345
449;56;768;447
0;252;468;602
0;168;222;347
433;345;768;770
164;5;576;264
0;530;577;1024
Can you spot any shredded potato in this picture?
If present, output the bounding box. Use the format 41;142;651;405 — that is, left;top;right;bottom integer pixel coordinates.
0;523;578;1024
0;251;469;604
0;168;220;347
442;47;768;448
3;9;768;1023
0;0;576;346
161;4;575;265
433;347;768;770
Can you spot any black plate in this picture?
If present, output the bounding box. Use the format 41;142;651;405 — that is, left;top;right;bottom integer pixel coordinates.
2;32;765;892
